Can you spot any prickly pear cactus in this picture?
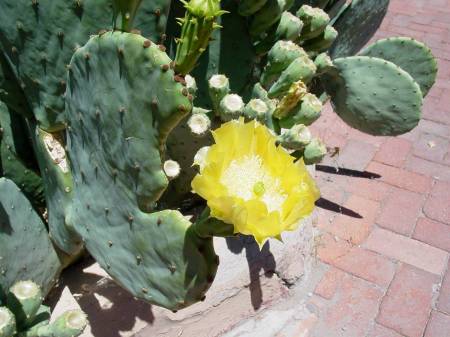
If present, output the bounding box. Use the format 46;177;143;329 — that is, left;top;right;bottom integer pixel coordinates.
0;0;440;314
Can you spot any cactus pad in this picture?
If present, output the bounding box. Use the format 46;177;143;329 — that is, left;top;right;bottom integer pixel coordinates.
322;56;423;136
0;178;61;297
65;32;217;310
0;0;171;130
0;102;44;209
33;128;82;255
360;37;437;97
330;0;389;58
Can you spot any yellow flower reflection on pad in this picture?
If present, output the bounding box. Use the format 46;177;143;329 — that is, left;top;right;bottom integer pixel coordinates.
191;118;320;246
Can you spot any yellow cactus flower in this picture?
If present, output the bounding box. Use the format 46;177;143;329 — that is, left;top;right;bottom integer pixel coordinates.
191;118;320;246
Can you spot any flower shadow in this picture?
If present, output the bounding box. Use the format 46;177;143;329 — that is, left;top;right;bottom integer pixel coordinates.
225;235;276;310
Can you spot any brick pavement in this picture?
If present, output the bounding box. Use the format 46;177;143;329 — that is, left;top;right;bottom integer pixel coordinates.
308;1;450;336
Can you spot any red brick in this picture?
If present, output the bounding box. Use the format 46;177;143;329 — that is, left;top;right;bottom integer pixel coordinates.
321;195;379;244
331;247;396;287
365;228;448;275
406;155;450;181
314;274;383;337
366;162;432;194
317;233;352;265
314;268;346;300
346;178;392;202
413;217;450;251
425;311;450;337
423;95;450;125
368;324;404;337
377;264;439;337
424;180;450;224
334;139;377;171
438;261;450;314
376;188;424;236
374;138;412;167
413;133;449;163
348;128;387;147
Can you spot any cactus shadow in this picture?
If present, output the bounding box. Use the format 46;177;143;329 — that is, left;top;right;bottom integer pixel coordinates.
47;257;154;337
226;235;276;311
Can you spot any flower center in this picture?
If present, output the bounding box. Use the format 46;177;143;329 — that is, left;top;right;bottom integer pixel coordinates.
220;155;286;212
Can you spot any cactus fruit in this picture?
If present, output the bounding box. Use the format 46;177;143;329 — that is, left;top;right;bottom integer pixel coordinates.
174;0;227;75
0;281;86;337
64;31;217;310
6;281;42;328
163;160;181;180
261;41;308;87
322;56;423;136
188;111;212;136
250;0;294;37
303;137;327;164
279;92;322;128
274;11;304;41
22;310;87;337
303;25;338;54
330;0;390;58
277;124;312;150
244;99;269;121
314;52;333;73
360;37;437;97
219;94;245;121
296;5;330;40
273;81;308;118
251;83;278;129
254;11;304;54
268;56;317;98
185;75;198;97
0;178;61;296
0;307;15;337
208;74;231;113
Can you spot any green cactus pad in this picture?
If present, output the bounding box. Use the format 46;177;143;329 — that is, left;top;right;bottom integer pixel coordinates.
33;128;82;255
0;0;171;130
0;102;45;209
360;37;438;97
0;178;61;297
322;56;423;136
65;32;217;310
330;0;389;58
